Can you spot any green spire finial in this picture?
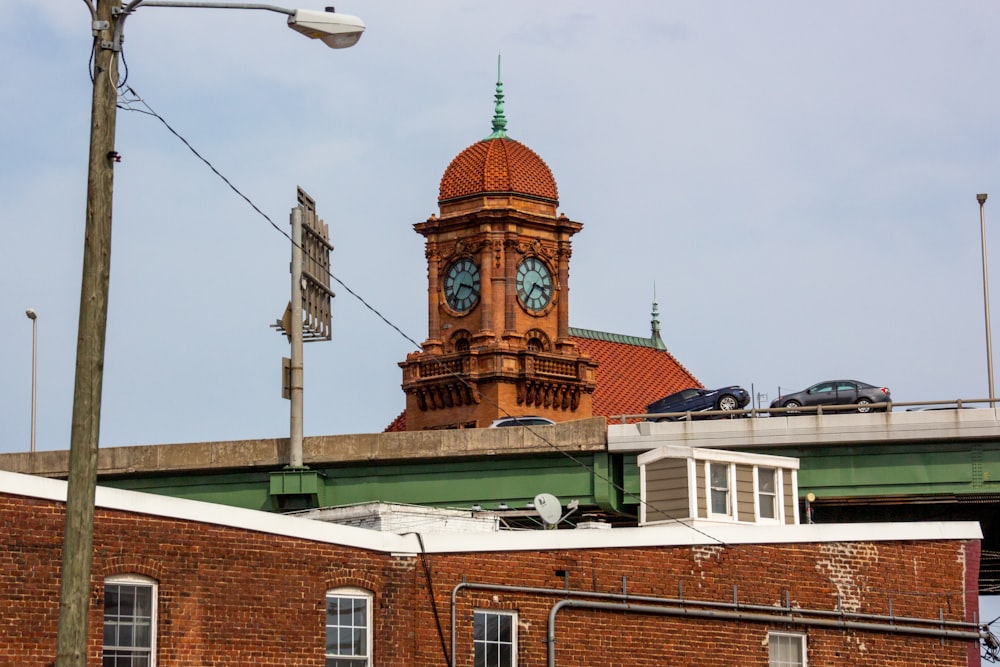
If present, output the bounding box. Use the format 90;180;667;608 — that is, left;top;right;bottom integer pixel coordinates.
486;53;508;139
651;284;666;350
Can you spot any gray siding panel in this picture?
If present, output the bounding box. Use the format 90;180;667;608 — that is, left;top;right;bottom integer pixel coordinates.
736;464;755;522
645;459;690;522
783;468;795;524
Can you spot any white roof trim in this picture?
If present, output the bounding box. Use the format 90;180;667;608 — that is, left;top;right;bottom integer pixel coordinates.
637;445;800;469
0;470;981;554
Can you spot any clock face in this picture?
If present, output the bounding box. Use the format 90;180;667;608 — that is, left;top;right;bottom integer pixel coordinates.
443;258;481;313
516;257;554;312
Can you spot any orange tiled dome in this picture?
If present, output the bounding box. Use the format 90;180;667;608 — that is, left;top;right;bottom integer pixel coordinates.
439;137;558;204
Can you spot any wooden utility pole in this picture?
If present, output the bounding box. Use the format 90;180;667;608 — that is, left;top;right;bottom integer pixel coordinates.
55;0;121;664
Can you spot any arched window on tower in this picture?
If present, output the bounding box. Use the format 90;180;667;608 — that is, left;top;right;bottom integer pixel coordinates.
525;329;551;353
451;330;472;353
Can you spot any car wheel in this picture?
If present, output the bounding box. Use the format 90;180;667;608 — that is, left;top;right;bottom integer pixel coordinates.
717;395;739;411
783;400;801;415
857;397;873;413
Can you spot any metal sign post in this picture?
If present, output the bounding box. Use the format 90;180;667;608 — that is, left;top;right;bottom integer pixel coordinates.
274;187;333;468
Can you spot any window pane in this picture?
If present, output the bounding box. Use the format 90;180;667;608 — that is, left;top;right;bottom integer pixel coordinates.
710;489;727;514
758;468;777;519
498;615;511;643
339;628;354;653
760;497;776;519
758;468;775;493
769;633;804;667
710;463;728;487
353;599;367;626
354;628;367;654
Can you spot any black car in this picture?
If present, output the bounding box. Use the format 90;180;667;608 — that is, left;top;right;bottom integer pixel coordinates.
645;386;750;421
770;380;891;414
489;416;556;428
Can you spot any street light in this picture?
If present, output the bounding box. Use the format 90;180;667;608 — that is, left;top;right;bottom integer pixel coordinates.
57;3;363;665
979;193;994;406
25;309;37;454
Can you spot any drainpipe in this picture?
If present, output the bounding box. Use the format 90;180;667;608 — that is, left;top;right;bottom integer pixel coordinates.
449;580;985;667
547;599;984;667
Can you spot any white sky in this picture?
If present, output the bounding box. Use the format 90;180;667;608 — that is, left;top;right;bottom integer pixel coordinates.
3;1;1000;453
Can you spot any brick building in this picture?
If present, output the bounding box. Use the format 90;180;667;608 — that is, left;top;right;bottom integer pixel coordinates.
0;469;986;666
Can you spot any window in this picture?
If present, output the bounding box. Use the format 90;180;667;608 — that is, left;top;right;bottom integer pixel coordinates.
757;467;778;520
474;610;516;667
326;588;372;667
103;575;156;667
708;462;730;516
769;632;806;666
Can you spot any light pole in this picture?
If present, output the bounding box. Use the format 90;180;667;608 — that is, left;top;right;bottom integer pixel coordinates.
57;4;363;665
26;309;37;453
979;193;994;406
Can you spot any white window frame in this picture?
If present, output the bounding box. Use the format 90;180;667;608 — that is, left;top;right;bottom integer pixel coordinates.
754;466;782;523
325;587;373;667
473;609;517;667
103;574;157;667
705;461;735;520
768;631;807;666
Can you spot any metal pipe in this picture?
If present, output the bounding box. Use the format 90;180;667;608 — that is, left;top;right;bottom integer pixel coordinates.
26;309;37;453
546;599;985;667
980;193;995;405
289;206;304;467
114;2;294;52
451;580;984;667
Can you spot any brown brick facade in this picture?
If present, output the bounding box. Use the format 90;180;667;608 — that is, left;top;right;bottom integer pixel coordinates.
0;491;982;666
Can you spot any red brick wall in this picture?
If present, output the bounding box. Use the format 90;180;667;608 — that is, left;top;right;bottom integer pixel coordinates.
0;492;980;666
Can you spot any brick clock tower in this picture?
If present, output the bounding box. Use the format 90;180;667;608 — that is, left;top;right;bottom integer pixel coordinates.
399;74;597;430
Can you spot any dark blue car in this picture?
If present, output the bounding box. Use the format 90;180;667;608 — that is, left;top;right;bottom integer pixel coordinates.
645;386;751;421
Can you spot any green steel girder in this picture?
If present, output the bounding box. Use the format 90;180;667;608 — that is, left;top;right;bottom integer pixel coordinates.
741;441;1000;498
101;470;275;511
96;453;642;518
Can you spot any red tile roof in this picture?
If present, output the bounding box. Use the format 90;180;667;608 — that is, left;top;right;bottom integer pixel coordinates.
568;328;702;419
439;138;558;203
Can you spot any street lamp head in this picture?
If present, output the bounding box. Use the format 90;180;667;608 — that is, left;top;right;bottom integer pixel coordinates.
25;309;36;320
979;193;988;205
287;8;365;48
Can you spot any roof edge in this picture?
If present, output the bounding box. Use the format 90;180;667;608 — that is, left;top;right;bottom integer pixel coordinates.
569;327;661;349
0;470;982;555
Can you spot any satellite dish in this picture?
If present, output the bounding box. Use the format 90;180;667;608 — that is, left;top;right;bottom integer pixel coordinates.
534;493;562;526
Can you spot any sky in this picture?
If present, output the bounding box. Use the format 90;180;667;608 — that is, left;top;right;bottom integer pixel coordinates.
2;2;1000;444
3;0;1000;637
6;0;1000;454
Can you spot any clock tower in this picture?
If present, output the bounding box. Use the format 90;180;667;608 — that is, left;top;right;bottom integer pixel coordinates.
399;71;597;430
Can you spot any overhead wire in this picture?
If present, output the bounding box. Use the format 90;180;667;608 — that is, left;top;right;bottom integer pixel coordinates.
117;83;725;546
117;84;991;614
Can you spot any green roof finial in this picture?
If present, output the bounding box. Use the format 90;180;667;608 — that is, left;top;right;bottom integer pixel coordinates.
651;284;666;350
486;53;508;139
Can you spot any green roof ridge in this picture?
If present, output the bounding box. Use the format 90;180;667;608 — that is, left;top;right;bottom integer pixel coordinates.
568;327;662;349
